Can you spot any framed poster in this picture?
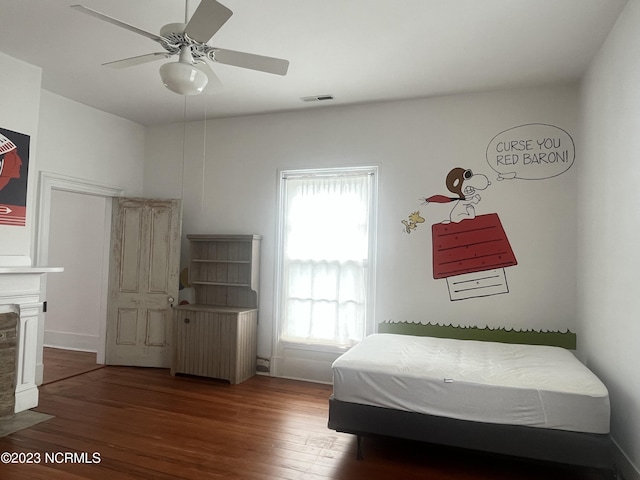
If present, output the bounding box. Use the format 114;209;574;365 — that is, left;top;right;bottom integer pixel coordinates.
0;127;30;227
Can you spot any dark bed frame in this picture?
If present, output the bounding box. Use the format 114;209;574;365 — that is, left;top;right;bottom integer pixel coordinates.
328;397;617;478
328;323;618;478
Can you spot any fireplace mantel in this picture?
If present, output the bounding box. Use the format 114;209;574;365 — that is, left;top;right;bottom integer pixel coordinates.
0;266;63;413
0;267;63;274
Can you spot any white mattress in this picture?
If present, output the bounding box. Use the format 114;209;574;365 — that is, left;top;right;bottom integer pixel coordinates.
331;334;610;434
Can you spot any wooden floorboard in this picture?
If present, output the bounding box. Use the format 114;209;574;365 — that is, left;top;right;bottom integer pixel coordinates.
42;347;104;385
0;367;608;479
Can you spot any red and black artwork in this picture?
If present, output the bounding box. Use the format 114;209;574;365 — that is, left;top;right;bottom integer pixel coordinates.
0;127;30;227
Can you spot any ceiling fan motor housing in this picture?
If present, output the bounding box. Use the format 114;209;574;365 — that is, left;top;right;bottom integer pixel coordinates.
159;23;217;64
160;23;187;37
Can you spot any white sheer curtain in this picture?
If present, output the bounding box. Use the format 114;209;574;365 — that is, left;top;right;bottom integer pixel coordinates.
281;172;372;348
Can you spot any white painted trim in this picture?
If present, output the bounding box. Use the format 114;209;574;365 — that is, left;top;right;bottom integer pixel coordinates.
365;166;379;338
0;304;19;315
270;169;287;378
35;171;124;266
15;302;41;413
0;256;32;267
0;267;63;274
270;355;283;378
14;385;38;412
272;354;335;384
44;331;99;353
613;437;640;480
35;171;124;368
96;198;114;364
0;291;41;305
35;364;44;388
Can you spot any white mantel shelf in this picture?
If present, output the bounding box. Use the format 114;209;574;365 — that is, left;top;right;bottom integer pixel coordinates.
0;267;63;274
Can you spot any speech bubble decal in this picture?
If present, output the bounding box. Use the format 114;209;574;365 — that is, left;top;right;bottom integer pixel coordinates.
486;123;575;180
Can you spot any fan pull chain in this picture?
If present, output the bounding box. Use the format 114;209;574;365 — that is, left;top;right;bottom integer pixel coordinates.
181;96;187;201
201;99;207;214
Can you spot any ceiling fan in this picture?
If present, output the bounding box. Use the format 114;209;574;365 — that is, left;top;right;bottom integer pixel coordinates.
71;0;289;95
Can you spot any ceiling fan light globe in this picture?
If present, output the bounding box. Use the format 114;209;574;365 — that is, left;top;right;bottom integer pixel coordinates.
159;61;208;95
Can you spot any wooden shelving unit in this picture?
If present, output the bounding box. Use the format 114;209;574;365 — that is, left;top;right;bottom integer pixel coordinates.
171;235;261;384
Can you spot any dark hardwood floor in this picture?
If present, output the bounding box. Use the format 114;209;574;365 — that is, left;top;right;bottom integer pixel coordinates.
0;366;608;479
42;347;104;384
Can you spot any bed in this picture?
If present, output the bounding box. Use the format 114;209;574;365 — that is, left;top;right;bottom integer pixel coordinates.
328;332;617;478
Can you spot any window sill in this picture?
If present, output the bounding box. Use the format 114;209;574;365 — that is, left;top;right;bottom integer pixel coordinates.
279;339;357;355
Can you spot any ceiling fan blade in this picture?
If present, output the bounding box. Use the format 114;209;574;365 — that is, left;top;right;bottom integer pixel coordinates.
103;53;170;69
195;62;224;94
70;5;163;43
212;48;289;76
185;0;233;44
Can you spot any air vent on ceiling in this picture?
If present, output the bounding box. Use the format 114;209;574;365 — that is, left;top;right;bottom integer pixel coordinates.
301;94;334;102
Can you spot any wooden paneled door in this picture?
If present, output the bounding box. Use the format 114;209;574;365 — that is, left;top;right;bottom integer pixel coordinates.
106;198;182;367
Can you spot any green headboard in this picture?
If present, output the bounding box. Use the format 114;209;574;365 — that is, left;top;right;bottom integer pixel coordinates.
377;321;576;350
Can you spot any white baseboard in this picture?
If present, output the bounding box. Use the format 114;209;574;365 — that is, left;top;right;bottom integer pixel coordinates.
14;384;38;413
44;330;98;353
613;438;640;480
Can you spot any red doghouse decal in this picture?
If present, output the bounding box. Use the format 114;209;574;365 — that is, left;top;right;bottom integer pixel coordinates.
403;167;517;301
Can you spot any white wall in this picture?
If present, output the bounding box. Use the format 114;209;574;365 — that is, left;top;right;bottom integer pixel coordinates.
145;84;580;364
37;90;145;195
44;189;107;352
36;90;146;354
0;52;42;265
579;0;640;476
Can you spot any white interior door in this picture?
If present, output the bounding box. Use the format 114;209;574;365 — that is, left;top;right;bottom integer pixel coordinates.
106;197;182;367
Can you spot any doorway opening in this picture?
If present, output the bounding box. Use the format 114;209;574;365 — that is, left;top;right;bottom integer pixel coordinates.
36;172;123;384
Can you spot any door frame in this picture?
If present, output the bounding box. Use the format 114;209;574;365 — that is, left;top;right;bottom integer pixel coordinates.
36;171;124;369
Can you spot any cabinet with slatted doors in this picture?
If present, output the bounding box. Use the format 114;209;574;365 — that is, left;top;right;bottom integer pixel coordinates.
171;234;260;384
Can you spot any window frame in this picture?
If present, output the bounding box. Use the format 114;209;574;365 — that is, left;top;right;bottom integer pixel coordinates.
273;165;378;354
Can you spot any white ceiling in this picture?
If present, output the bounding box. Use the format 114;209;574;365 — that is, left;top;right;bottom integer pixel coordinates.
0;0;628;126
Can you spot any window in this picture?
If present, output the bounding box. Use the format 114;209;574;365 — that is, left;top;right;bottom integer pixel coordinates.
275;167;377;349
